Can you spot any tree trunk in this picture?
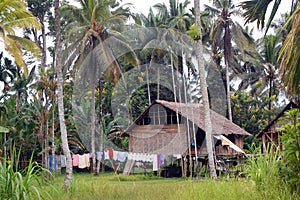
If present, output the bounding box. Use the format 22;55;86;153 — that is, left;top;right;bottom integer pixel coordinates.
41;21;47;72
171;53;177;102
40;121;44;168
146;64;151;105
90;72;96;175
54;0;72;188
157;67;160;100
194;0;217;179
225;62;232;121
96;78;103;175
224;24;232;121
52;92;55;174
89;50;98;175
45;117;49;171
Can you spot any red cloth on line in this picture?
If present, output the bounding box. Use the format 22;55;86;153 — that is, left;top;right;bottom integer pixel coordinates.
108;149;113;157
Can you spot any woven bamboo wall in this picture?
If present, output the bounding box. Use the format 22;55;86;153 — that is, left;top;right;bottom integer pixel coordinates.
128;124;187;155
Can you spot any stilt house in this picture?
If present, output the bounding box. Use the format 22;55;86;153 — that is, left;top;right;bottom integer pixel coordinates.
124;100;251;157
257;100;300;153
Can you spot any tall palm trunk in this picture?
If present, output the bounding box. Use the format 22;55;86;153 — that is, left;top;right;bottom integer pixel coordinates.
90;64;96;175
224;24;232;121
51;90;55;174
157;67;160;100
96;78;103;175
146;63;151;105
45;117;49;170
41;21;47;72
268;73;273;122
54;0;72;188
194;0;217;179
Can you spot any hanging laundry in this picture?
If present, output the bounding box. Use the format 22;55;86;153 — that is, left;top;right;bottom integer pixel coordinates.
158;154;165;167
127;152;133;160
117;152;127;162
173;154;181;159
140;154;152;162
49;155;57;171
96;152;102;161
152;154;158;171
72;154;79;167
108;149;113;158
78;155;85;168
56;155;62;170
104;151;109;160
78;154;90;169
84;153;90;168
61;155;66;168
113;150;118;161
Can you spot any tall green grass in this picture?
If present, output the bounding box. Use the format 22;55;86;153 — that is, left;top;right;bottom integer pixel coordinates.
0;150;51;200
245;145;282;190
41;173;298;200
244;144;298;199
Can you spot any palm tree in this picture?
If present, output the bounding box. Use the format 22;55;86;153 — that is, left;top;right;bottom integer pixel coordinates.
238;34;281;103
133;0;194;104
54;0;72;188
194;0;217;179
27;0;53;72
205;0;255;121
240;0;297;34
0;103;9;158
62;0;136;175
0;0;41;77
241;0;300;96
278;2;300;96
32;68;58;171
12;66;36;112
0;53;17;93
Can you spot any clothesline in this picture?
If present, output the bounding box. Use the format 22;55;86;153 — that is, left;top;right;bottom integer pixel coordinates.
49;151;183;172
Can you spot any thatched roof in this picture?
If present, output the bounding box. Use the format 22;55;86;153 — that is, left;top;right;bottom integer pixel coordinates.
256;101;300;138
126;100;251;136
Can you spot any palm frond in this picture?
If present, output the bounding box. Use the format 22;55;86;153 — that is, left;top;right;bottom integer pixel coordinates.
240;0;281;34
278;2;300;94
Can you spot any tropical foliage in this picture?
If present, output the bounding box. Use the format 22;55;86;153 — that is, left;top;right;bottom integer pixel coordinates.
0;149;50;200
0;0;41;77
0;0;299;195
278;108;300;195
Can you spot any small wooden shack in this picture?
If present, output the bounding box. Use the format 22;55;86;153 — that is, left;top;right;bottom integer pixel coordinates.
124;100;251;157
257;100;300;153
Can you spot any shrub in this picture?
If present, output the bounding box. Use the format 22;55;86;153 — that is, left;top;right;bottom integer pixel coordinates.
278;108;300;195
0;150;51;200
244;144;282;191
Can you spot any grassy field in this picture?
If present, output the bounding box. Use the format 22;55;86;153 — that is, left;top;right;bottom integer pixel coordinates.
40;173;295;200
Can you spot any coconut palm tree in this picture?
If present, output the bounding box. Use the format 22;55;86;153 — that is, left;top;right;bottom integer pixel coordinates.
54;0;72;188
0;53;17;93
238;34;281;98
27;0;53;72
12;66;36;112
62;0;137;175
241;0;300;96
133;0;194;104
205;0;255;121
0;0;41;77
194;0;217;179
278;2;300;96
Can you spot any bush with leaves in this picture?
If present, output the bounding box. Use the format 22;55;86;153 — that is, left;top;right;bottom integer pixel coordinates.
245;144;282;191
278;108;300;195
0;150;51;200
